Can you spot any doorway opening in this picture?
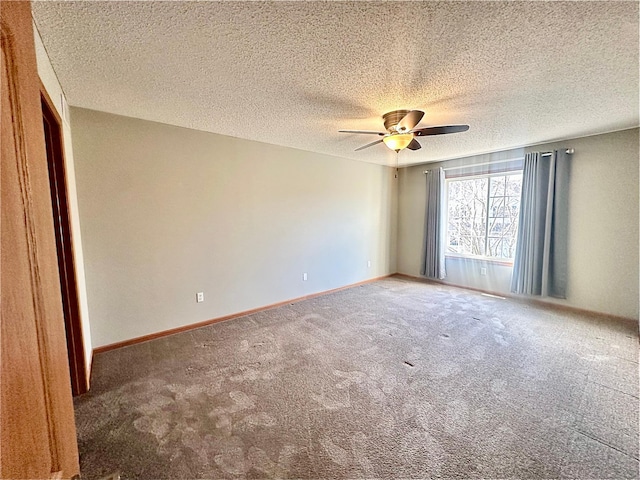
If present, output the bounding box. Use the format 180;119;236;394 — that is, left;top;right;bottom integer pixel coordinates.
41;88;88;396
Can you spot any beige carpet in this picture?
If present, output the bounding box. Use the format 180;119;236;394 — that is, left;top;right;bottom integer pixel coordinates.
76;276;639;479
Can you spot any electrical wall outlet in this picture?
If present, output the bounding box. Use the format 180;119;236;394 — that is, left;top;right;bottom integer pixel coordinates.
480;267;487;276
196;292;204;303
303;273;308;281
367;260;371;268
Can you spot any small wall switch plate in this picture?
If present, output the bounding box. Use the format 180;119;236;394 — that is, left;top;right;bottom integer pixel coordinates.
367;260;371;268
303;273;307;281
196;292;204;303
480;268;487;276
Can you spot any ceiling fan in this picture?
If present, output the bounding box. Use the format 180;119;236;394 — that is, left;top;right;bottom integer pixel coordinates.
339;109;469;152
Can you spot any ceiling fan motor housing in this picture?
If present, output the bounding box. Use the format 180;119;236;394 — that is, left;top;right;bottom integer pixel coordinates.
383;110;411;132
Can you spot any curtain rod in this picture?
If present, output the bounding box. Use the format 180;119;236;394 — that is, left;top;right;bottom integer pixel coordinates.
423;149;574;174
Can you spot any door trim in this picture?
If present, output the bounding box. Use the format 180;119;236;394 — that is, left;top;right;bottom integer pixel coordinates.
41;84;88;396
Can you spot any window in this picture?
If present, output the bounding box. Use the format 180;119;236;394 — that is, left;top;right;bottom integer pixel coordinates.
446;172;523;261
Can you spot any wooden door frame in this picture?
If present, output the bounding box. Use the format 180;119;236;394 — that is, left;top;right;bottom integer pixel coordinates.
1;2;80;476
40;84;88;396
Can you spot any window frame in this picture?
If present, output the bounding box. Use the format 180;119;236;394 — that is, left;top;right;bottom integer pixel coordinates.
444;169;523;265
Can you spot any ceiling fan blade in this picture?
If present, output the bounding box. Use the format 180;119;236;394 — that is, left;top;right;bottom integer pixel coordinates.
412;125;470;136
397;110;425;132
407;138;422;150
339;130;386;136
355;138;384;151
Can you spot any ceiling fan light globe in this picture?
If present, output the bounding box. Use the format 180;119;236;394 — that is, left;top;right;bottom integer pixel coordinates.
383;133;414;151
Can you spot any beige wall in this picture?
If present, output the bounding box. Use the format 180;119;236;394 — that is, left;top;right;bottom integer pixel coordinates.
397;128;639;320
34;23;93;382
70;108;397;347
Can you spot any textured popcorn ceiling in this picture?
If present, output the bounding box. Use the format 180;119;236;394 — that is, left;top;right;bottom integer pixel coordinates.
32;1;638;167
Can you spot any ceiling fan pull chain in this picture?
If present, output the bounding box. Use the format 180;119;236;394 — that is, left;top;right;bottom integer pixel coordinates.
395;151;399;179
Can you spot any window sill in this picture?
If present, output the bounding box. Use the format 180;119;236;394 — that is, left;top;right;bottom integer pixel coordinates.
445;254;514;267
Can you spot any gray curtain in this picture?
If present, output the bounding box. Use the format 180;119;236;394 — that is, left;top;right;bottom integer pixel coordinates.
511;150;570;298
421;167;446;279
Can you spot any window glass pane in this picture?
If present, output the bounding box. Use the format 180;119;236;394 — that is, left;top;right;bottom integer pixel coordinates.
506;196;520;215
471;237;486;256
460;236;473;254
448;234;460;253
490;176;506;196
446;172;522;261
489;196;506;218
504;237;518;258
489;218;504;235
506;174;522;196
487;238;502;257
446;176;488;257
